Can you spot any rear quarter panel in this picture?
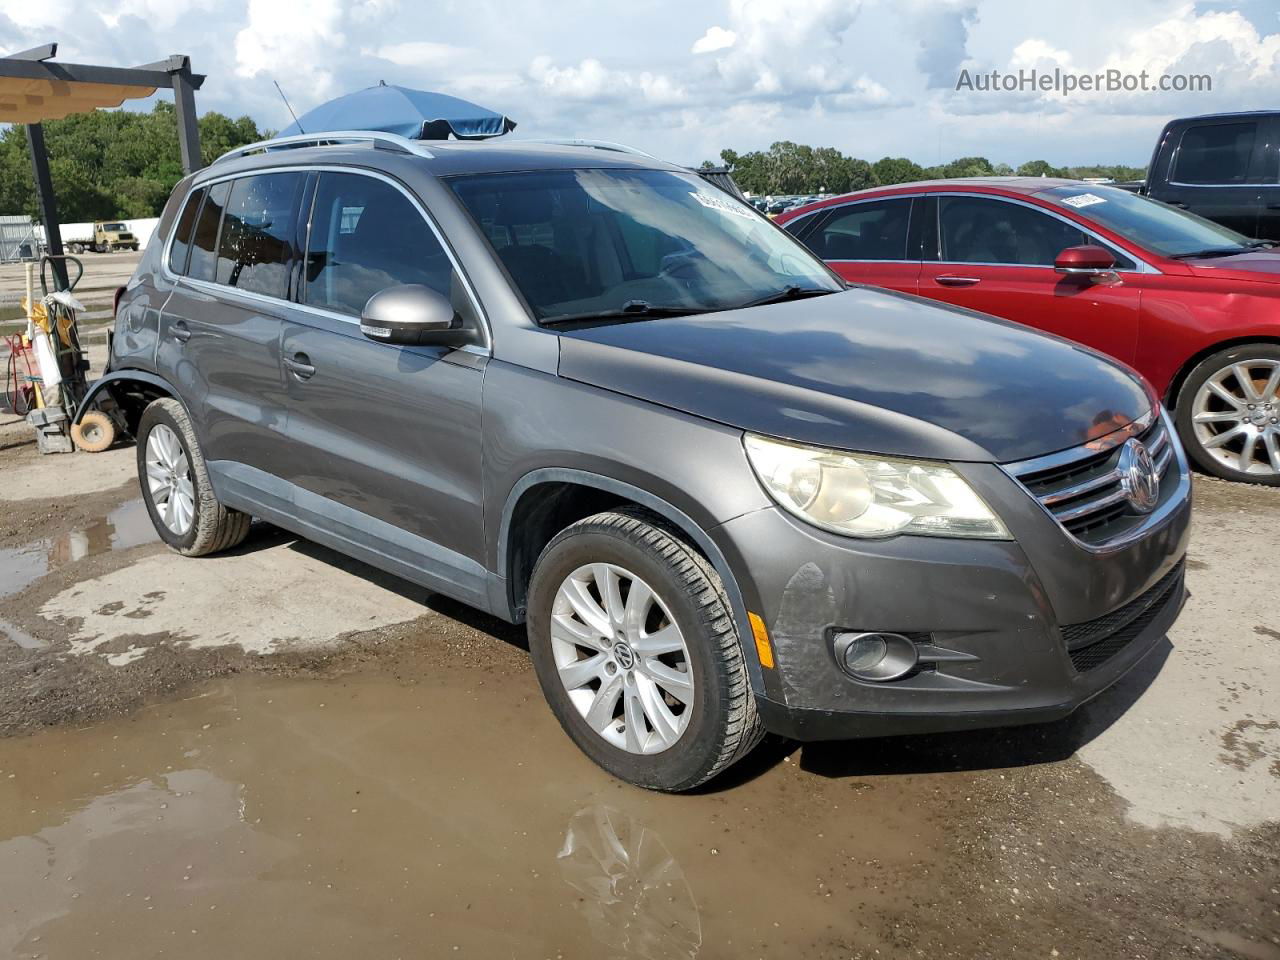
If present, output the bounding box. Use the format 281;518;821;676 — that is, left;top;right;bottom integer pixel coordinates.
111;177;192;374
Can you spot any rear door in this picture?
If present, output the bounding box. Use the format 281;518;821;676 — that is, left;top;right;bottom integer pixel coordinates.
1149;117;1265;238
156;171;304;474
277;170;487;601
787;196;920;293
1254;115;1280;242
917;194;1144;365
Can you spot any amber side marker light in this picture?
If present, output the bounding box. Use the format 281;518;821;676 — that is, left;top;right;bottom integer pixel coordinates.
748;612;775;669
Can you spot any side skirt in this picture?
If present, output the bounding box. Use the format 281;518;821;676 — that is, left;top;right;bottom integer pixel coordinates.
209;460;500;617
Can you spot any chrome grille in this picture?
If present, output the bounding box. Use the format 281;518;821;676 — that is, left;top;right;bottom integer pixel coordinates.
1005;412;1178;548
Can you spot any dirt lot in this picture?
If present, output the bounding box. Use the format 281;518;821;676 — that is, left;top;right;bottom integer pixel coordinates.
0;413;1277;959
0;250;139;336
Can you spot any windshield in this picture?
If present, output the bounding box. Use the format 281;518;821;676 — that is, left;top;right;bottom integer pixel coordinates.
1033;184;1253;258
448;168;841;322
102;222;126;231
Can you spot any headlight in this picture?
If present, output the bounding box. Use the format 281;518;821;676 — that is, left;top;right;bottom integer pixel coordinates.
743;434;1010;540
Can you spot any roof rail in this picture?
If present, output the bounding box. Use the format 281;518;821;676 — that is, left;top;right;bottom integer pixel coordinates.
519;138;657;159
213;130;436;165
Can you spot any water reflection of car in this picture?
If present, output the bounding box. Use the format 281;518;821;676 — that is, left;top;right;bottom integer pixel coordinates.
780;178;1280;484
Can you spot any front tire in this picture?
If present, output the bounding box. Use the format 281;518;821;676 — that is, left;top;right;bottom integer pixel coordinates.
136;398;252;555
527;508;764;792
1175;343;1280;485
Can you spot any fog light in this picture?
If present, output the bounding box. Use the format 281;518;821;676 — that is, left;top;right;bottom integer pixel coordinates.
833;632;918;682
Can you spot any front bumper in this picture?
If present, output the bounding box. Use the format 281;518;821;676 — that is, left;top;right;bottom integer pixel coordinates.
711;457;1192;742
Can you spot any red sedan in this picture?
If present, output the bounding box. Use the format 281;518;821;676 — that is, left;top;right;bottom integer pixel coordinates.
778;179;1280;485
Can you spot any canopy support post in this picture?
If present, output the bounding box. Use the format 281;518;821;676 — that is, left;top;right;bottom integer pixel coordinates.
170;59;202;174
25;122;67;290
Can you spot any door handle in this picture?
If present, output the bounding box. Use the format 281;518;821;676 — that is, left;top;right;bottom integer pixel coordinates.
1169;201;1190;209
934;275;981;287
170;320;191;343
284;352;316;380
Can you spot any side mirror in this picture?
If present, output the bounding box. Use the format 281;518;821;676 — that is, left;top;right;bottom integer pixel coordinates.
359;284;470;347
1054;244;1116;276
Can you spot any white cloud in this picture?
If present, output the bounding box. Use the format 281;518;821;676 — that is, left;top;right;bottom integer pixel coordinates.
373;40;472;69
234;0;348;101
528;56;687;105
691;26;736;54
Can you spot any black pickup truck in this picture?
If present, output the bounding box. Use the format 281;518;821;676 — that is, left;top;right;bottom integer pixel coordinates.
1113;110;1280;241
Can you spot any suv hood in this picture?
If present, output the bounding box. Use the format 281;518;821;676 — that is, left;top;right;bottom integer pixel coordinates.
557;288;1152;463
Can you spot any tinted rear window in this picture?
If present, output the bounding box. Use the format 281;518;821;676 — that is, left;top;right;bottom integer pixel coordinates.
167;188;205;276
807;199;912;261
1174;122;1256;184
215;172;305;299
187;181;229;283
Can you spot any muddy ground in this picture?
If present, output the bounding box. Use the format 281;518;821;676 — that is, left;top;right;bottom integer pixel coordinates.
0;413;1277;959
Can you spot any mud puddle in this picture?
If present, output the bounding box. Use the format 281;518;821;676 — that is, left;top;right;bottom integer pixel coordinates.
0;670;939;959
0;498;155;600
0;498;155;651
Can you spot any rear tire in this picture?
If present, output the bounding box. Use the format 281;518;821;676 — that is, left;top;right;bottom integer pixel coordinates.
1175;343;1280;485
527;508;764;792
136;398;252;556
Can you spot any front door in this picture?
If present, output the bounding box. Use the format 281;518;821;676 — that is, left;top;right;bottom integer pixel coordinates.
278;170;487;599
917;194;1144;367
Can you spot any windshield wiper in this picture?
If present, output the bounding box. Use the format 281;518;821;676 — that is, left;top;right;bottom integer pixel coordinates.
734;285;841;309
1170;245;1257;259
540;300;708;326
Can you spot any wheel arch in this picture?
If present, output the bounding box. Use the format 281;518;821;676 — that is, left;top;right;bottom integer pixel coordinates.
1164;335;1280;408
497;468;765;695
73;369;189;438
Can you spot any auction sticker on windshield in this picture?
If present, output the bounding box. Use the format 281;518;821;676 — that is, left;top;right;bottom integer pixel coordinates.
1060;193;1108;208
691;191;756;220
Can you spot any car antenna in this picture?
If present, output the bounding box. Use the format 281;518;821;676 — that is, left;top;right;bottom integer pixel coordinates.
273;79;304;133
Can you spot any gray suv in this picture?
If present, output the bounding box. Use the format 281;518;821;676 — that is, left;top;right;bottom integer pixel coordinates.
83;131;1191;791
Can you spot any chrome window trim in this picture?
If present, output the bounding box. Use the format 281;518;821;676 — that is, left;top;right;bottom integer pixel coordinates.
159;163;492;354
797;191;1161;274
1164;180;1275;189
933;192;1159;275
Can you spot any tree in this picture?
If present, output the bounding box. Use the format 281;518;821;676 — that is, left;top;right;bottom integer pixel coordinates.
0;102;267;222
872;156;924;186
1016;160;1063;178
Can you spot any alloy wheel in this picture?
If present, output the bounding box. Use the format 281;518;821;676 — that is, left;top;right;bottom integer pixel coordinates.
145;423;195;535
550;563;694;755
1191;358;1280;476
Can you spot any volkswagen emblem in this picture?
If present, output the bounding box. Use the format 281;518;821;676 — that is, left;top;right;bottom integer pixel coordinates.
1117;438;1159;514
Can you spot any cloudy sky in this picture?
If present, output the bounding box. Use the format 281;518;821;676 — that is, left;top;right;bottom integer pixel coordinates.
2;0;1279;167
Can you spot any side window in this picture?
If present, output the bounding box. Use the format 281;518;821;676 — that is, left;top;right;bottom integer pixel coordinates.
187;180;230;283
304;173;453;316
1174;122;1257;184
807;199;912;261
940;197;1091;266
215;172;306;299
167;187;205;275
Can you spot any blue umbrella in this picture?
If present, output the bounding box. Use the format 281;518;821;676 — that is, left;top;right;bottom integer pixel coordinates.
281;83;516;140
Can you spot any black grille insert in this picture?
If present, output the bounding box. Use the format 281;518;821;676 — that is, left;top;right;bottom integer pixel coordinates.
1061;561;1184;672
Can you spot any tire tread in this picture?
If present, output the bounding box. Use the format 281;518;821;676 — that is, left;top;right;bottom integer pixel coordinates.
536;507;764;791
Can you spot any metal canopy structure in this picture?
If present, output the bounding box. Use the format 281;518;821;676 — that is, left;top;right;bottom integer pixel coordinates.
0;43;205;288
